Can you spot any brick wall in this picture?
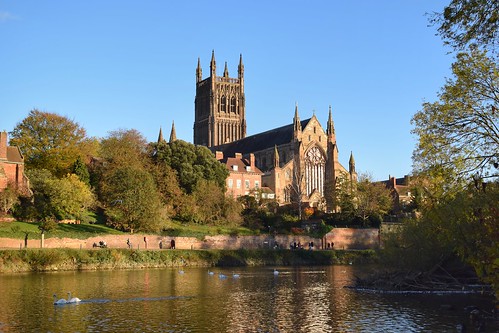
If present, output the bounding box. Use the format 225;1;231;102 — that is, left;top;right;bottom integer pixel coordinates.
323;228;380;250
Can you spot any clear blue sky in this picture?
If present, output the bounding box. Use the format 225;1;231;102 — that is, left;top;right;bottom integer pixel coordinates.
1;1;453;181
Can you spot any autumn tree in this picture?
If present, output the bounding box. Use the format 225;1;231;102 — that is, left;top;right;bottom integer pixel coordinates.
23;169;95;222
429;0;499;53
192;180;242;226
9;110;96;177
96;129;163;232
0;183;20;214
99;129;148;169
411;48;499;187
354;174;393;225
100;165;162;233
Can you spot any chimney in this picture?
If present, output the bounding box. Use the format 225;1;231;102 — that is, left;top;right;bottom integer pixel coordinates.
215;151;224;160
0;131;7;160
249;153;255;168
391;176;396;188
235;152;242;159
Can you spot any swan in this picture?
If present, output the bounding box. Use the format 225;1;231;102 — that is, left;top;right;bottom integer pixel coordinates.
208;270;215;275
67;292;81;303
179;270;185;274
232;272;240;278
218;273;227;279
53;294;67;305
273;269;279;276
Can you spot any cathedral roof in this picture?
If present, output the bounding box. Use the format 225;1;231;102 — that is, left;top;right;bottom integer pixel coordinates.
212;118;311;156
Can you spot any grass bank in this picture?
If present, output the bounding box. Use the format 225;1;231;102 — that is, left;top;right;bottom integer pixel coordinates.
0;221;258;240
0;248;377;273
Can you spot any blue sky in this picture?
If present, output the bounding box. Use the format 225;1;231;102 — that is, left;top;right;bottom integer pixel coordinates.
1;1;453;181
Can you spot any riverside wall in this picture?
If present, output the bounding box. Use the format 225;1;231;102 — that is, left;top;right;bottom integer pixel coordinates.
0;228;381;250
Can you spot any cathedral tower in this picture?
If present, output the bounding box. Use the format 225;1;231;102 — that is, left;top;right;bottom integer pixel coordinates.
194;51;246;147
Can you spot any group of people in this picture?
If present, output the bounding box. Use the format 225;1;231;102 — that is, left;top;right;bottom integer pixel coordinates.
125;238;176;250
158;239;175;249
290;241;315;250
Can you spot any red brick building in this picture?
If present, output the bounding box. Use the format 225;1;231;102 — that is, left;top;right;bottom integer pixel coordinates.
0;131;29;193
215;151;264;199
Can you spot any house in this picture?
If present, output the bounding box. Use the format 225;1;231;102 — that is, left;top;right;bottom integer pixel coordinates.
215;151;265;199
0;131;29;194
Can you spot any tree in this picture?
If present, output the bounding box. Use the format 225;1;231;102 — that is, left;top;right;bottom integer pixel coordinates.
99;129;148;169
354;175;393;225
148;163;183;217
23;169;95;222
151;140;228;194
9;110;96;177
49;174;96;221
429;0;499;53
192;180;242;226
0;183;20;214
72;156;90;185
100;165;162;233
411;48;499;186
288;165;306;220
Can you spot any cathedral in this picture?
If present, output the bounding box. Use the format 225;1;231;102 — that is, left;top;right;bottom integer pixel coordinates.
193;51;357;210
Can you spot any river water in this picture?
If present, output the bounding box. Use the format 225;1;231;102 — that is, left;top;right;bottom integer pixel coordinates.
0;266;496;332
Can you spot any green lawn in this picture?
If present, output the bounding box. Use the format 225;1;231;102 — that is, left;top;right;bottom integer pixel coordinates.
0;220;258;240
0;221;124;239
161;220;258;239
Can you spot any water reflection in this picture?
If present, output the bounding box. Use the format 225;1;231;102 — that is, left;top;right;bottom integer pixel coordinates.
0;266;496;332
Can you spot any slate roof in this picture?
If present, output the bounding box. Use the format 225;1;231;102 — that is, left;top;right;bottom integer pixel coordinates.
212;118;311;156
223;157;263;174
6;147;23;163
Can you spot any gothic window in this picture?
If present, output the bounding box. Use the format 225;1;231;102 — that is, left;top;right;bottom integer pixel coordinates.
305;146;326;196
221;96;227;112
230;97;236;113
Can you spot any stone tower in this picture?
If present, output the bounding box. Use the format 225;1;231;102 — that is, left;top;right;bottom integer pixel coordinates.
194;51;246;147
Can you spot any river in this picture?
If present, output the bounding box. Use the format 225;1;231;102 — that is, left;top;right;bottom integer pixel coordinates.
0;266;496;332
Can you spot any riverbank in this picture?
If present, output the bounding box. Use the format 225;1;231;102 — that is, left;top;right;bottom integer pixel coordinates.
0;248;377;273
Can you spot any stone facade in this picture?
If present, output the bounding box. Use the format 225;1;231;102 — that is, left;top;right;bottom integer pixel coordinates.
210;104;357;210
194;53;358;211
0;131;29;193
194;51;246;147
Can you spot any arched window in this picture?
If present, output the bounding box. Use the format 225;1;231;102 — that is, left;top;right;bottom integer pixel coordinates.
230;97;236;113
304;146;326;196
221;96;227;112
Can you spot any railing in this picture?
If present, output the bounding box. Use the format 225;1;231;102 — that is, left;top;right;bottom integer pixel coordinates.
216;77;239;84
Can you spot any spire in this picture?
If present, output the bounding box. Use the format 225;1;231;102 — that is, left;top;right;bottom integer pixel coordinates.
238;53;244;78
327;105;335;137
157;126;164;143
274;145;280;168
169;121;177;143
210;50;216;77
196;57;202;83
349;151;356;174
293;103;301;139
223;61;229;77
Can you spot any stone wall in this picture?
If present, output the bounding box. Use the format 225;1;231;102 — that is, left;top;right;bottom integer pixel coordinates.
0;234;321;250
323;228;380;250
0;229;384;250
